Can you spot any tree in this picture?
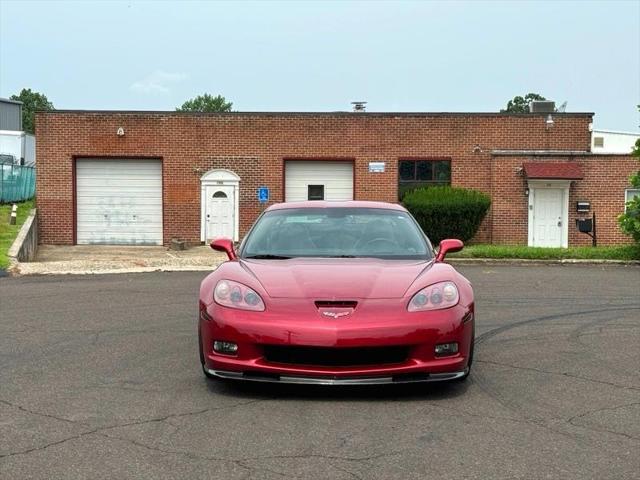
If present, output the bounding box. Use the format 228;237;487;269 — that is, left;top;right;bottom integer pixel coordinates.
10;88;55;133
617;119;640;244
176;93;232;112
501;93;547;113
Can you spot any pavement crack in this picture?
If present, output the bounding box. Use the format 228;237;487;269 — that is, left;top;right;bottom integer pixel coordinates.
0;428;100;459
566;402;640;441
93;431;237;465
243;451;402;464
476;360;640;391
0;399;266;460
97;398;265;434
329;462;364;480
0;398;90;428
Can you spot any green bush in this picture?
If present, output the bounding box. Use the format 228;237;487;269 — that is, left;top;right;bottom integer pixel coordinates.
403;186;491;244
618;137;640;244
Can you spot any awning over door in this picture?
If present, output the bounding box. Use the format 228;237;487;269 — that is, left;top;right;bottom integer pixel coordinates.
523;162;583;180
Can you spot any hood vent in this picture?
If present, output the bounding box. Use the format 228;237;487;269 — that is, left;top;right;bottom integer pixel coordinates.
315;300;358;309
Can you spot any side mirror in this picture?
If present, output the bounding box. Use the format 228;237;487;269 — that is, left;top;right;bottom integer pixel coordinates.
435;239;464;262
210;238;237;261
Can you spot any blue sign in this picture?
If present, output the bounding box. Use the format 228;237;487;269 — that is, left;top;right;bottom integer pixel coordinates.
258;186;269;203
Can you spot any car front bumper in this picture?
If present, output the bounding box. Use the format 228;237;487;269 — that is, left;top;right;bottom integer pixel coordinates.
204;368;469;385
199;298;474;384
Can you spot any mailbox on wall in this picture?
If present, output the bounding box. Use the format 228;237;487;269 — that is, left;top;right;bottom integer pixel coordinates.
576;201;590;213
576;218;593;233
576;211;597;247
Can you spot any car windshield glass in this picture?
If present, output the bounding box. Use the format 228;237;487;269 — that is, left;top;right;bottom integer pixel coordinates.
242;207;431;259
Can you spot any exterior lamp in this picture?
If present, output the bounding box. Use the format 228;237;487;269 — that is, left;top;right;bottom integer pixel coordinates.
545;114;554;130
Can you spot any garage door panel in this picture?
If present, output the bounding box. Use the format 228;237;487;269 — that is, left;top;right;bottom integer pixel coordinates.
76;159;163;245
77;213;162;223
285;161;353;202
77;181;161;190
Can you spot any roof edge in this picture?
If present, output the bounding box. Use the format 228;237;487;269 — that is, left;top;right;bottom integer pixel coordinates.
35;109;595;117
0;97;23;105
592;129;640;136
492;150;591;156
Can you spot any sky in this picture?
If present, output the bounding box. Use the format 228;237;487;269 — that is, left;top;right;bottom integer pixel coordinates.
1;0;638;131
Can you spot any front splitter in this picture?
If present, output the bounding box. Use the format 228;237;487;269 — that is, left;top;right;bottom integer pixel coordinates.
205;368;468;385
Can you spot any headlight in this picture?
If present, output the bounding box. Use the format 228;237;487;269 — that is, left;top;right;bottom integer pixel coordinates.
214;280;265;311
408;281;459;312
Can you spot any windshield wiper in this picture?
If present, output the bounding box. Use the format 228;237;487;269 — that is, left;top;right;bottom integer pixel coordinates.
244;254;292;260
326;255;357;258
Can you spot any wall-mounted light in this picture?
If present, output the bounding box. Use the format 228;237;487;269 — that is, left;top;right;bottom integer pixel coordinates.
472;145;482;154
116;127;125;137
545;114;554;130
525;188;529;196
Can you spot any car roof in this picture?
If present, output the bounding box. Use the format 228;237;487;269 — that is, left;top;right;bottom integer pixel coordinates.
265;201;408;212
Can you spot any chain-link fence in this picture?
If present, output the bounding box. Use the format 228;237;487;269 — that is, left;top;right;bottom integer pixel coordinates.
0;163;36;203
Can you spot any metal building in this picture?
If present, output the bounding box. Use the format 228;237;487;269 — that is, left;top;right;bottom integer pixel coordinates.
0;98;23;131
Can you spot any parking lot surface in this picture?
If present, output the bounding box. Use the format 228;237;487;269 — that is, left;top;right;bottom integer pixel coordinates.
1;265;639;479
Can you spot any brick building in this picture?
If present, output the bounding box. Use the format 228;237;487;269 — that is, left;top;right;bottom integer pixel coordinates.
35;110;638;247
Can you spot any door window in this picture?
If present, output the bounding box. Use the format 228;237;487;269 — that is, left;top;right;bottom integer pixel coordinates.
308;185;325;201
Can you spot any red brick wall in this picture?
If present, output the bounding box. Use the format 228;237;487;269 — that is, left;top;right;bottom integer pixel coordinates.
35;112;593;245
491;154;638;246
570;155;638;246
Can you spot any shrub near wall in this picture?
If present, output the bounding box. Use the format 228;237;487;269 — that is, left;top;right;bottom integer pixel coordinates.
403;186;491;244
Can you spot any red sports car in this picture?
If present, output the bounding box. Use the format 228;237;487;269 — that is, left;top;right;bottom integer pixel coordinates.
198;201;474;385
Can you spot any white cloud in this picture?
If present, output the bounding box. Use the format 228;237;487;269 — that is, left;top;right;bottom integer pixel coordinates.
130;70;188;94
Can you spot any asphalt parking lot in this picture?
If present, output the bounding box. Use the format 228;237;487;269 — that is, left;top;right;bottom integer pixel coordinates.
1;265;639;479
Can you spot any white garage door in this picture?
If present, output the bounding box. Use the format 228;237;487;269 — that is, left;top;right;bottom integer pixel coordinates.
285;161;353;202
76;159;163;245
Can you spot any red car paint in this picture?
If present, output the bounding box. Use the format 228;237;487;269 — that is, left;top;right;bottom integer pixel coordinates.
199;201;474;385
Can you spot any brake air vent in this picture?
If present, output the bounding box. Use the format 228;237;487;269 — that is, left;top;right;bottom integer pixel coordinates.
315;300;358;309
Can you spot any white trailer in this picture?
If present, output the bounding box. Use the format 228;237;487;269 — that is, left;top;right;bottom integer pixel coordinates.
0;130;36;166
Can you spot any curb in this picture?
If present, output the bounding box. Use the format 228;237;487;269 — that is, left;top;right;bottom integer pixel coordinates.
7;209;38;274
12;264;220;276
448;258;640;266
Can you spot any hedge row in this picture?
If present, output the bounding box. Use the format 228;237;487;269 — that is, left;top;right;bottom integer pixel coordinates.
403;186;491;244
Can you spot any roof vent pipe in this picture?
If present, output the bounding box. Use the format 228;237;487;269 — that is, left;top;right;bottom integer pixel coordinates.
351;101;367;112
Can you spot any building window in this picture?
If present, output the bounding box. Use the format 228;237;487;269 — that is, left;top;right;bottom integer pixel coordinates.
593;136;604;148
626;189;640;211
308;184;325;200
398;159;451;199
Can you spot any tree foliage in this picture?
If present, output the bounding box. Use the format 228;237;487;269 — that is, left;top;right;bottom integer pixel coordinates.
618;130;640;244
10;88;55;133
501;93;547;113
176;93;232;112
403;186;491;244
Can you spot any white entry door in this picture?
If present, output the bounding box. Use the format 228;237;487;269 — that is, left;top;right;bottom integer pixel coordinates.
531;188;564;247
205;185;235;240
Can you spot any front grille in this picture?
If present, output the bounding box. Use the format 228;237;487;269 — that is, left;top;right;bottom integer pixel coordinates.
262;345;409;367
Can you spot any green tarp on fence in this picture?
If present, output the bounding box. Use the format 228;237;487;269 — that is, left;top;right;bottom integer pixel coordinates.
0;164;36;203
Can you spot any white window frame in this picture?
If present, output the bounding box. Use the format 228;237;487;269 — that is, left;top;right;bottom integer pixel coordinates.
625;188;640;212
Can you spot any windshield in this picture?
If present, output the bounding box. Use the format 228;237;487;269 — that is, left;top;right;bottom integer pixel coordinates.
241;207;432;260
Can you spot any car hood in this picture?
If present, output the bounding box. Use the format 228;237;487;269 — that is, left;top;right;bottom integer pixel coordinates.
239;258;433;299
